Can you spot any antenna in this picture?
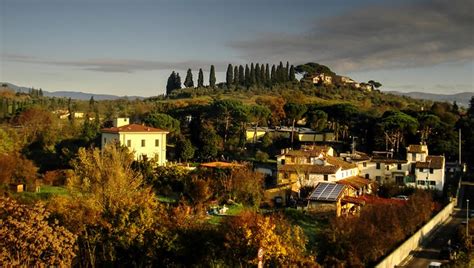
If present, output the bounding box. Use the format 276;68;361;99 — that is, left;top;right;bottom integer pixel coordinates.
459;128;462;165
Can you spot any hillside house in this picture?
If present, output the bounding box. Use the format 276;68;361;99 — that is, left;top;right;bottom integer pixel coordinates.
101;118;168;165
276;147;358;189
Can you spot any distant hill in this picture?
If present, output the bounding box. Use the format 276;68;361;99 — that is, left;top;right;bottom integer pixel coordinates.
1;82;144;100
385;91;473;107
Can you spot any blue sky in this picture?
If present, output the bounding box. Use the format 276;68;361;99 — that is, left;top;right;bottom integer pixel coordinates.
1;0;473;96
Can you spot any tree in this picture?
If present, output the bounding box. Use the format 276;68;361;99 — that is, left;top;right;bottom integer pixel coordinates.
211;99;248;148
284;103;307;145
418;114;441;143
248;104;271;143
176;136;195;162
265;64;270;86
255;63;261;85
233;65;239;85
379;111;418;152
226;64;233;87
209;65;216;88
175;72;182;90
285;61;290;82
184;68;194;88
250;63;256;86
0;128;14;154
238;65;245;86
271;65;277;85
52;145;168;267
197;68;204;87
307;110;328;132
0;197;76;266
368;80;382;90
244;64;250;87
166;71;177;95
289;65;296;82
294;62;335;77
220;210;315;267
143;112;180;137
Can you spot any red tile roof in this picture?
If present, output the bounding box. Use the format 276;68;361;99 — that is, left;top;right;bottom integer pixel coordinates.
416;155;444;169
337;176;372;190
101;124;168;133
407;145;427;153
279;164;340;174
200;161;245;169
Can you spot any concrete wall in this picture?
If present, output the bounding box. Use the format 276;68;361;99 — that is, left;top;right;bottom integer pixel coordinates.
375;201;456;268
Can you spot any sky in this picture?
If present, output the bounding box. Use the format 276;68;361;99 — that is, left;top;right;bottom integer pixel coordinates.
0;0;473;97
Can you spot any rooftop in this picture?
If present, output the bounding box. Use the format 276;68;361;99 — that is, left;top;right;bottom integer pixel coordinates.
101;124;168;133
416;155;444;169
308;182;346;202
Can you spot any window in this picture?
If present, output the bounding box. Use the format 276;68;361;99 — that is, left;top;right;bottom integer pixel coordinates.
429;181;436;186
386;165;390;171
396;176;404;185
365;174;369;179
397;163;402;170
419;168;423;172
281;159;286;165
127;140;131;147
324;175;328;181
363;162;367;167
430;168;433;174
376;163;381;169
412;153;416;160
375;176;382;183
141;140;146;147
417;180;425;186
155;139;159;147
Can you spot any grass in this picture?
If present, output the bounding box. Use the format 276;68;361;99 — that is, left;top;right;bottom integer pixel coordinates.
283;208;329;250
13;185;69;203
208;203;246;225
157;195;178;203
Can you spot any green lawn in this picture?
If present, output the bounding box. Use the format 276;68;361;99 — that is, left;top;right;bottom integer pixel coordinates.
283;208;329;250
208;203;246;225
13;185;69;203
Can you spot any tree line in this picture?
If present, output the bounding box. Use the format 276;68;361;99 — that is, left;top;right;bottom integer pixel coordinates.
166;61;297;95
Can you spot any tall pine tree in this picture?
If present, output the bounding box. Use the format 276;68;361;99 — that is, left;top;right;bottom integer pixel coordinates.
226;64;233;87
285;61;290;82
265;64;270;86
209;65;216;88
250;63;256;86
175;73;182;90
255;63;261;85
260;64;266;85
184;68;194;88
198;68;204;87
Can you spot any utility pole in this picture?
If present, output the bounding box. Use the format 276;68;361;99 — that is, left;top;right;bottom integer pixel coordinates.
467;199;470;239
459;128;462;165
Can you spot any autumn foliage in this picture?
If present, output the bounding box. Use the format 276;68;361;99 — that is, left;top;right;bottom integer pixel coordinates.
0;197;76;266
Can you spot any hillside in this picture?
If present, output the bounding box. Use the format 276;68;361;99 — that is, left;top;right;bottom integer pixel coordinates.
386;91;473;107
1;82;144;100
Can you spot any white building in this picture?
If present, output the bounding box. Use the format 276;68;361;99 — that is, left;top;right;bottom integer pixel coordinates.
101;118;168;165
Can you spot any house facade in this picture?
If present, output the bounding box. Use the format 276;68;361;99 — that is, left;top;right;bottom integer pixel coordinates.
101;118;168;165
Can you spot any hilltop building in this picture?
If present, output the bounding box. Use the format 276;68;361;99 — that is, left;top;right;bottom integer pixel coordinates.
101;118;168;165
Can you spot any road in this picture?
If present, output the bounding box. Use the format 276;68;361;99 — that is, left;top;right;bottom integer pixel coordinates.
399;184;473;267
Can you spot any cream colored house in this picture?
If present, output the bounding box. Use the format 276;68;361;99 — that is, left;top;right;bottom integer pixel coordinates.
101;118;168;165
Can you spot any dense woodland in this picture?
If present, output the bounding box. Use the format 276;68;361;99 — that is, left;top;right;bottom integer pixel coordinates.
1;62;473;266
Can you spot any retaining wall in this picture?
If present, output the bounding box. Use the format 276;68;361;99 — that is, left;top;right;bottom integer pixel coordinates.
375;200;456;268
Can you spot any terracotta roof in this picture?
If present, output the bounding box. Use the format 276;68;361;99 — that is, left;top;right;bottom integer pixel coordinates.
279;164;340;174
371;157;407;164
407;145;427;153
337;176;372;190
200;161;244;169
416;155;444;169
101;124;168;133
326;156;357;170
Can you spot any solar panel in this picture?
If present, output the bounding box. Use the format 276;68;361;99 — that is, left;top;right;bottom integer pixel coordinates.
309;182;345;202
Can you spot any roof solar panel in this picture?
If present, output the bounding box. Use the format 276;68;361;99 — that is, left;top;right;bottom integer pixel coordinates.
309;182;345;202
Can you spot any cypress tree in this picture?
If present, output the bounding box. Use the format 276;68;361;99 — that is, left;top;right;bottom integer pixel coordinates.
198;68;204;87
278;61;284;83
285;61;290;82
209;65;216;88
239;65;245;86
226;64;233;87
255;63;261;85
289;65;296;82
244;64;250;87
260;64;266;85
184;68;194;88
271;65;277;85
233;66;239;85
39;88;43;97
265;64;270;86
250;63;256;86
166;71;177;95
175;73;182;89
